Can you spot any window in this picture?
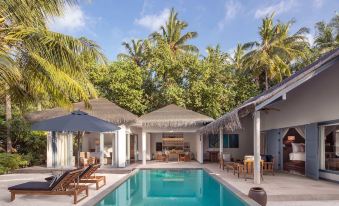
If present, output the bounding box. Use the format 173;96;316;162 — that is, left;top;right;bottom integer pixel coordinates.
208;134;239;148
208;134;219;148
224;134;239;148
156;142;162;151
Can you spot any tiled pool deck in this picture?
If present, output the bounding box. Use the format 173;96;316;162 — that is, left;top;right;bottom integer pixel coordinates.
2;161;339;206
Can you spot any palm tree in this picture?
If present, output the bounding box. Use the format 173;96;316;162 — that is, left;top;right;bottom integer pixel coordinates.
0;0;106;152
243;13;309;90
151;8;198;53
314;14;339;54
118;39;148;66
230;43;247;70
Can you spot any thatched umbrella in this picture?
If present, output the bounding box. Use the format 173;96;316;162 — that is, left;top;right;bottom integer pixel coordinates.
31;110;120;167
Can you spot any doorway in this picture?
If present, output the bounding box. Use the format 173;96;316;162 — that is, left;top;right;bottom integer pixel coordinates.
282;128;305;175
130;134;138;163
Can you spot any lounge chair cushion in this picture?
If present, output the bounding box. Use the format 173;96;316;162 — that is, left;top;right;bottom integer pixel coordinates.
79;164;93;179
8;181;51;191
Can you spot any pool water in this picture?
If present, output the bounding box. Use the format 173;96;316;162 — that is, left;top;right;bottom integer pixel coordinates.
96;169;248;206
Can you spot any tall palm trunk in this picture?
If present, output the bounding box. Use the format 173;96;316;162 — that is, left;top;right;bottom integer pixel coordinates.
264;69;269;91
5;85;12;153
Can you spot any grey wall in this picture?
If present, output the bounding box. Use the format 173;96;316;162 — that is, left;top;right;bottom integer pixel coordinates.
261;61;339;131
203;115;254;160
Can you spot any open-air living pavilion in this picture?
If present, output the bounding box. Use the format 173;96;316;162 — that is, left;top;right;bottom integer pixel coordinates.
134;104;214;165
200;47;339;184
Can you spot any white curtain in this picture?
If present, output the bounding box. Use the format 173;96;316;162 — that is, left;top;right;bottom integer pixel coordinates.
295;126;306;139
281;128;289;138
281;126;305;139
56;132;73;168
325;126;337;137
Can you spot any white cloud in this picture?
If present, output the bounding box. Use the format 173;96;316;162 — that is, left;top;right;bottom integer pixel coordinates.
313;0;324;8
218;0;242;30
48;4;85;32
305;33;315;46
254;0;297;19
135;8;170;31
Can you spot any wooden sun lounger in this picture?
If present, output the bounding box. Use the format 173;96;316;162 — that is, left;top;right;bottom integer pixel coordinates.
8;169;88;204
78;164;106;190
45;164;105;190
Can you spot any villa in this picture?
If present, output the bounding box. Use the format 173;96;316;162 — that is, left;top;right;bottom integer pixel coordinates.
25;48;339;186
5;48;337;206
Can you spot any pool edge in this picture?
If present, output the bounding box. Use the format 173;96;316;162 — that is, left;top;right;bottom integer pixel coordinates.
203;168;260;206
85;168;140;206
89;168;260;206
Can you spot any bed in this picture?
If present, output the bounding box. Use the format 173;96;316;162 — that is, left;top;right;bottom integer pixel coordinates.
289;152;305;161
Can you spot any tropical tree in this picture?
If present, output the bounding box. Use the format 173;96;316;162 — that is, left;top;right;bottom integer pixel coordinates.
0;0;106;152
243;13;310;90
230;43;247;70
314;14;339;54
151;8;198;54
118;39;149;66
88;61;146;115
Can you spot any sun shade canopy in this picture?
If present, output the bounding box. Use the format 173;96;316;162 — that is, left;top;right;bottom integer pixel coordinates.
31;110;120;132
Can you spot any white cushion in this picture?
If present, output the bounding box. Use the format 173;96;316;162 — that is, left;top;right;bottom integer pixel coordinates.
223;154;231;162
292;143;304;153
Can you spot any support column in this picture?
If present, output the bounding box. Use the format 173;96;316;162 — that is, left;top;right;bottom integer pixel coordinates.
196;133;204;163
219;127;223;167
142;131;146;165
52;131;57;168
127;133;131;165
100;133;104;166
46;132;52;168
254;111;261;184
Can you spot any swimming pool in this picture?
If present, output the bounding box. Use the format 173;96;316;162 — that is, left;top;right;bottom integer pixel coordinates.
96;169;249;206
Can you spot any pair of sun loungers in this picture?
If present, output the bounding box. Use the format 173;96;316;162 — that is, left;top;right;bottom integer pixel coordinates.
8;164;106;204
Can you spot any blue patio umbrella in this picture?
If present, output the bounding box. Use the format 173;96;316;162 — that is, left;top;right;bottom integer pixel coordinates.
31;110;120;167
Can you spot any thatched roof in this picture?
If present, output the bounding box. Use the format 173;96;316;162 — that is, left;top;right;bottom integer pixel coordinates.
25;98;138;125
138;104;214;128
200;47;339;134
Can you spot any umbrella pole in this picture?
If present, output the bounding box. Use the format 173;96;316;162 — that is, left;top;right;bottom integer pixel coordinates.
77;131;81;168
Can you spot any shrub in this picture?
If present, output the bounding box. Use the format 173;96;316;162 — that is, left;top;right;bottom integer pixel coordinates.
0;153;28;174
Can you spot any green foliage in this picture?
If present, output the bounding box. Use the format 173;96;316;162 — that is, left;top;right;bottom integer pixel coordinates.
0;153;28;174
151;8;198;53
89;61;146;115
243;13;310;90
0;110;46;165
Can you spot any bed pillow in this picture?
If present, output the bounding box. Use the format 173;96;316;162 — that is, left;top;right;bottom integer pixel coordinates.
292;143;304;153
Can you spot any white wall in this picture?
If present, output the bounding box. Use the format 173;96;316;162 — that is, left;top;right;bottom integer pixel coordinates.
203;115;254;160
196;133;203;163
117;125;127;167
261;61;339;131
149;132;199;160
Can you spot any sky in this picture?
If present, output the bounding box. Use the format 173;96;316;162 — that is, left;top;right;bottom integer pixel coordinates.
48;0;339;60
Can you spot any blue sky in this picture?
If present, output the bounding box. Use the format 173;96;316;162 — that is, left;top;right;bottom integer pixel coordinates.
48;0;339;60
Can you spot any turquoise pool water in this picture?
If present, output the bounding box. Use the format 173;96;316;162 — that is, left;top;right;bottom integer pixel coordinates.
96;169;248;206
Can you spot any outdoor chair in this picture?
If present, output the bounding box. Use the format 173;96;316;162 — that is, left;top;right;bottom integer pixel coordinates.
156;152;168;162
8;169;88;204
219;153;233;171
78;164;106;190
46;164;106;190
244;159;264;181
261;155;275;176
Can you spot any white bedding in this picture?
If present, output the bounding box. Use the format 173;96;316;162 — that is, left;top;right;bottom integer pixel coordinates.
289;152;305;161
